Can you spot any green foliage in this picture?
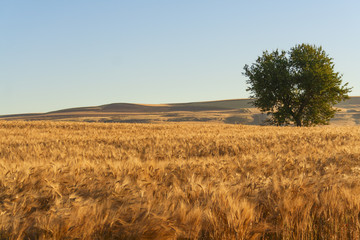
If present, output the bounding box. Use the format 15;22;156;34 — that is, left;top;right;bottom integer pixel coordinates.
243;44;352;126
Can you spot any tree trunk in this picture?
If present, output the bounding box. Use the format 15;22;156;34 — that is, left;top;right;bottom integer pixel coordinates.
295;118;302;127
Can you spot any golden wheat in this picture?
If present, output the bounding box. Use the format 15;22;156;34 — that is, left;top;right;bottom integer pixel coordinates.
1;121;360;239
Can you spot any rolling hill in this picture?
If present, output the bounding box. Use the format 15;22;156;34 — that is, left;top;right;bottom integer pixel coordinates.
1;97;360;125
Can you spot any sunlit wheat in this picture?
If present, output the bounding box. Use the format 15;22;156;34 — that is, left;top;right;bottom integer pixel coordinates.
0;121;360;239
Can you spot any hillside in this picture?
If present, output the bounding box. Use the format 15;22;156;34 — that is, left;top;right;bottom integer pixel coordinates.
1;97;360;125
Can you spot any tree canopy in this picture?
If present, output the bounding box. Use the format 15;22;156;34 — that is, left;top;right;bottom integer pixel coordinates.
243;44;352;126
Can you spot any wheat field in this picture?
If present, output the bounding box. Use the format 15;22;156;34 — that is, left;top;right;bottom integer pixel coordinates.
1;121;360;239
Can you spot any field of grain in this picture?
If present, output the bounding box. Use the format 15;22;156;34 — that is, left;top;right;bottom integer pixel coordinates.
1;121;360;239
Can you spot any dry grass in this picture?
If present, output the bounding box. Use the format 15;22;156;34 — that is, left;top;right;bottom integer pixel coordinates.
1;121;360;239
2;96;360;126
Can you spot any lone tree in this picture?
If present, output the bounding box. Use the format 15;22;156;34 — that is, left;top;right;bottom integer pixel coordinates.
243;44;352;126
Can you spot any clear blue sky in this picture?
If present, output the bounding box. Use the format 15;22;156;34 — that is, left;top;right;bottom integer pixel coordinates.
1;1;359;114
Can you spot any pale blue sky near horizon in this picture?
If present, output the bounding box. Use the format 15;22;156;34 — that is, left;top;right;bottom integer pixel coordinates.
1;1;359;115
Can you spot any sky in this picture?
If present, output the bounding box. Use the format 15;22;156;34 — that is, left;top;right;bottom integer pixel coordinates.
1;0;360;115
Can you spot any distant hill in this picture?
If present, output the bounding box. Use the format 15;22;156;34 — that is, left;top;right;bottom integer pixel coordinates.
1;97;360;125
